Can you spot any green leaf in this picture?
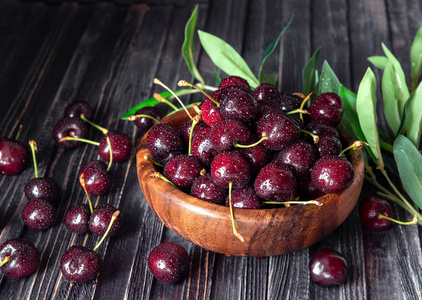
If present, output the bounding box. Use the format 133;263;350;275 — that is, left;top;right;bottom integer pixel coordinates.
339;85;377;162
258;16;293;83
317;61;340;95
182;6;205;86
381;43;410;113
396;90;415;136
381;62;402;134
214;68;221;85
410;26;422;92
302;48;321;95
265;75;276;86
198;30;260;88
368;55;388;69
356;68;384;169
405;81;422;147
393;135;422;210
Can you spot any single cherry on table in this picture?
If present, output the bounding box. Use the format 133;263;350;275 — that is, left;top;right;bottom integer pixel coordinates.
0;238;40;278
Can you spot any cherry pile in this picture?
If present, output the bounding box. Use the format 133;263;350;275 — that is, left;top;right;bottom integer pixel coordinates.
145;76;355;215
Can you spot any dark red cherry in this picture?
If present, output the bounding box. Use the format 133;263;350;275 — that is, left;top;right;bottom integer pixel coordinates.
63;101;94;120
79;160;110;196
210;151;251;189
219;88;257;122
89;204;121;236
64;204;91;234
191;127;217;166
305;120;340;139
239;143;271;175
190;174;228;205
98;130;132;162
254;162;297;202
275;140;316;178
311;155;354;193
147;242;189;284
256;110;300;150
201;90;223;127
309;93;344;127
219;76;250;89
60;245;102;283
0;138;30;175
358;196;393;231
0;238;40;278
309;248;349;286
133;106;163;134
210;119;251;153
253;83;278;102
22;198;57;231
315;136;342;157
163;154;203;192
24;177;61;202
52;117;88;149
273;92;302;112
225;186;262;209
147;123;184;164
178;119;208;146
297;174;326;200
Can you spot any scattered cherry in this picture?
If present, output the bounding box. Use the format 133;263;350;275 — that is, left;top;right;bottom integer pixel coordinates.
64;204;91;234
133;107;163;134
52;117;88;149
0;238;40;278
89;204;122;236
358;196;393;231
309;248;349;286
22;198;57;231
63;101;94;120
98;130;132;163
79;160;111;196
147;242;190;284
0;131;30;175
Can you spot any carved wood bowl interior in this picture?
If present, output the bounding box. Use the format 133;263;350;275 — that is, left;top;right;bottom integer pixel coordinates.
136;108;365;257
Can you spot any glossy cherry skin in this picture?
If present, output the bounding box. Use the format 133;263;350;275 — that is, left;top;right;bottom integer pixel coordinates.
219;76;250;90
63;101;94;120
52;117;88;149
89;204;122;236
256;110;300;150
22;199;57;231
0;138;30;175
147;123;184;164
0;238;40;278
60;245;102;283
358;196;393;231
191;127;217;166
210;151;251;189
254;162;297;202
315;136;342;157
190;174;228;205
239;143;271;175
178;120;208;146
201;90;224;127
24;177;61;202
309;93;344;127
79;160;110;196
297;174;326;200
253;83;278;102
311;155;354;193
309;248;349;286
133;106;163;134
210;119;251;153
219;88;257;122
98;130;132;162
64;204;91;234
147;242;190;284
275;140;316;178
225;186;263;209
163;154;203;192
305;120;340;139
273;92;302;112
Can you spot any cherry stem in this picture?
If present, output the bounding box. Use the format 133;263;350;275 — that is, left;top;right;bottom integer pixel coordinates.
188;115;201;156
228;181;245;242
339;141;368;157
151;172;177;189
79;174;94;214
0;256;11;267
235;132;268;149
153;93;179;113
154;78;193;120
178;80;220;107
298;92;314;122
263;200;322;207
93;210;120;252
300;130;319;143
15;125;23;140
143;155;164;168
377;213;418;226
126;114;161;124
80;114;108;135
59;136;100;146
29;140;39;179
106;136;113;172
286;108;309;115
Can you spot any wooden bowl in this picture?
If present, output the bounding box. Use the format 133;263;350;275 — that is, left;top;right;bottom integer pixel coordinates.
136;108;364;257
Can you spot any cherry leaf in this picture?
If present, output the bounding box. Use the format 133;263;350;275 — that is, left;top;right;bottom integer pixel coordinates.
302;47;320;95
381;62;402;135
368;55;388;69
317;60;340;95
410;26;422;92
404;81;422;147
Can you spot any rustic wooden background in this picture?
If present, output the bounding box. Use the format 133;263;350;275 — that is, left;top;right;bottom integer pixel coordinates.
0;0;421;299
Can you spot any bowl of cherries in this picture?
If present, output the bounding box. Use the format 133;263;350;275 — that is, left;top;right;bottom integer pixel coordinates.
135;76;364;257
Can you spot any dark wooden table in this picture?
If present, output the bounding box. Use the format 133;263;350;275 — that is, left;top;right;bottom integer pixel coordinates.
1;0;422;299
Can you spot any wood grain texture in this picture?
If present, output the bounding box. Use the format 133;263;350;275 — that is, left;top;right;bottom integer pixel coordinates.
0;0;422;299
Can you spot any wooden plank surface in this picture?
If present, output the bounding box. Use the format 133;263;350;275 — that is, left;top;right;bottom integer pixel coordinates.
0;0;421;299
